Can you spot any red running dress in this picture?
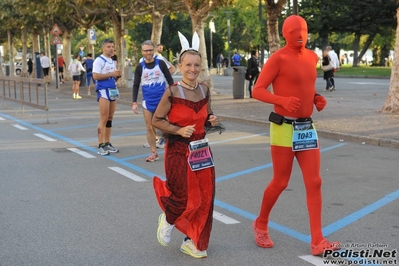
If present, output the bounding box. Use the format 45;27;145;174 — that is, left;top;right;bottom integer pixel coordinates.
153;95;215;251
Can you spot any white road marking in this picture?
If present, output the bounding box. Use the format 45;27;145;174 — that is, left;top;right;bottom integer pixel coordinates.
213;211;240;224
299;255;339;266
108;167;147;182
67;148;96;158
34;133;57;142
13;124;28;130
0;116;5;120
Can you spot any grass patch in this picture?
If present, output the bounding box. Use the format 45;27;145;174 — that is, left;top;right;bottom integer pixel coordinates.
317;65;391;77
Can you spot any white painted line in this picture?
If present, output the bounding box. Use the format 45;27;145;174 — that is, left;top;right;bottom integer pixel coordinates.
108;167;147;182
34;133;57;142
0;116;5;120
213;211;240;224
299;255;339;266
67;148;96;158
13;124;28;130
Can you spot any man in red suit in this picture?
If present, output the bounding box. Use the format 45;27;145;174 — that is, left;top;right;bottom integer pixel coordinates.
251;15;341;256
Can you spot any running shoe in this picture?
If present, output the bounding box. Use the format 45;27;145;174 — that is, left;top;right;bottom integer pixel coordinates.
180;238;207;259
104;142;119;153
146;152;159;162
143;138;159;148
157;213;174;246
156;137;165;149
75;95;82;99
98;145;110;156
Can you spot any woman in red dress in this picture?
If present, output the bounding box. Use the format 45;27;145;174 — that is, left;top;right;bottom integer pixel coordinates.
152;46;222;259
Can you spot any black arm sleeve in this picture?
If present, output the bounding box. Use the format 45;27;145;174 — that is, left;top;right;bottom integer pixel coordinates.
159;60;174;85
132;64;143;103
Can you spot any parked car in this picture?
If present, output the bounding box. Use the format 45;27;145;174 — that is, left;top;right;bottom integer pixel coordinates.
15;61;22;75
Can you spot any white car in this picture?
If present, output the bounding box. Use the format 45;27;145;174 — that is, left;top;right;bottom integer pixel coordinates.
15;61;22;75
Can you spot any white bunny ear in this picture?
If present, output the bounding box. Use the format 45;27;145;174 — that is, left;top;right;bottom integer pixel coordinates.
191;32;200;51
178;31;190;52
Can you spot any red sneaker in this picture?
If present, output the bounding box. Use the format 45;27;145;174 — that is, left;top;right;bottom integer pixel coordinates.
146;152;159;162
311;239;341;256
252;220;274;248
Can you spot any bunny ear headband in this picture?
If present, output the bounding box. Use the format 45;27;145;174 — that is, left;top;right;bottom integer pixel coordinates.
178;31;200;54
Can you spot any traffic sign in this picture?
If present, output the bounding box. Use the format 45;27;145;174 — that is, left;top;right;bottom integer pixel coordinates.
88;29;96;44
51;23;63;35
51;35;63;45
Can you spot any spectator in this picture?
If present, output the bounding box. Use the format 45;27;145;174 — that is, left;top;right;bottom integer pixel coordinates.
326;46;339;90
232;51;241;66
246;50;260;98
216;53;224;75
68;54;85;99
57;54;66;84
83;53;95;95
40;52;51;84
92;39;121;156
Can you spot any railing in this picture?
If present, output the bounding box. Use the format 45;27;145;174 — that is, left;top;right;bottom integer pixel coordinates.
0;75;50;122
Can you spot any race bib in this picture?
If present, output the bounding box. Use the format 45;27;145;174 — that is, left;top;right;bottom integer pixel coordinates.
108;88;120;100
292;121;319;151
188;138;214;171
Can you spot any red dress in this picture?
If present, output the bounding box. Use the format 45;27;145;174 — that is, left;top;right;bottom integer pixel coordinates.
153;95;215;251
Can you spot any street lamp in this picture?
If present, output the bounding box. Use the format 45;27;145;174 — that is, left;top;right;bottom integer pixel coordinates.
224;11;233;69
209;16;215;69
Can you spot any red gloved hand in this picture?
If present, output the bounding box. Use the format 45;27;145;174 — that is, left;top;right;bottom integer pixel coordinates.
282;96;301;113
314;94;327;111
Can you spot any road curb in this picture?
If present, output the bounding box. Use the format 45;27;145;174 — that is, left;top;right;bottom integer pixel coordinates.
219;115;399;149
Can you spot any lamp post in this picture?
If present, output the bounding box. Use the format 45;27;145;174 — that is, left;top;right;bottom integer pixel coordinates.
209;16;215;69
227;17;230;69
223;11;233;69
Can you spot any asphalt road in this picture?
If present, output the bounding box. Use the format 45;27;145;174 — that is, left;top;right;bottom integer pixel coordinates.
0;84;398;266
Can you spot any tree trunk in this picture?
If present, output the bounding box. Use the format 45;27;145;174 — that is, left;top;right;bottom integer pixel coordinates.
151;11;164;45
352;33;360;67
381;8;399;113
112;17;126;88
191;15;214;93
266;0;287;54
21;28;28;77
63;29;73;81
31;34;39;78
8;31;15;76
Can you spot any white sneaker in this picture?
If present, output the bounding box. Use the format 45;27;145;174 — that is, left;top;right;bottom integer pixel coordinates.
157;213;174;246
180;238;207;258
143;138;159;148
156;138;165;149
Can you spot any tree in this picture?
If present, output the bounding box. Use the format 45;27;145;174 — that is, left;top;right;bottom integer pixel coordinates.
181;0;233;90
265;0;288;54
381;8;399;113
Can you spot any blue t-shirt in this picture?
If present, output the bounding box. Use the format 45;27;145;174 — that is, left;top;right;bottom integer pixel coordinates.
232;54;241;66
84;58;94;72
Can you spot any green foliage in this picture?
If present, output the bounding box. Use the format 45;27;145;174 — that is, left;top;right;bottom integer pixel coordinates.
317;65;391;77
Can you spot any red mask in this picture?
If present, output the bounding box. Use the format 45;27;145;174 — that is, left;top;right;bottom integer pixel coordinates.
282;15;308;50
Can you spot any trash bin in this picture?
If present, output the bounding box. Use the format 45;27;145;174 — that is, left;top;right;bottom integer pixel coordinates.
80;71;86;87
5;65;10;76
232;66;246;99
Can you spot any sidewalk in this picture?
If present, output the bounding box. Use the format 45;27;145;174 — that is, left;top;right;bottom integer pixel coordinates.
52;75;399;149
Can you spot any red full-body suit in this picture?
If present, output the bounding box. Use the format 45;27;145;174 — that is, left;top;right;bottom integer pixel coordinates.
252;15;339;255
